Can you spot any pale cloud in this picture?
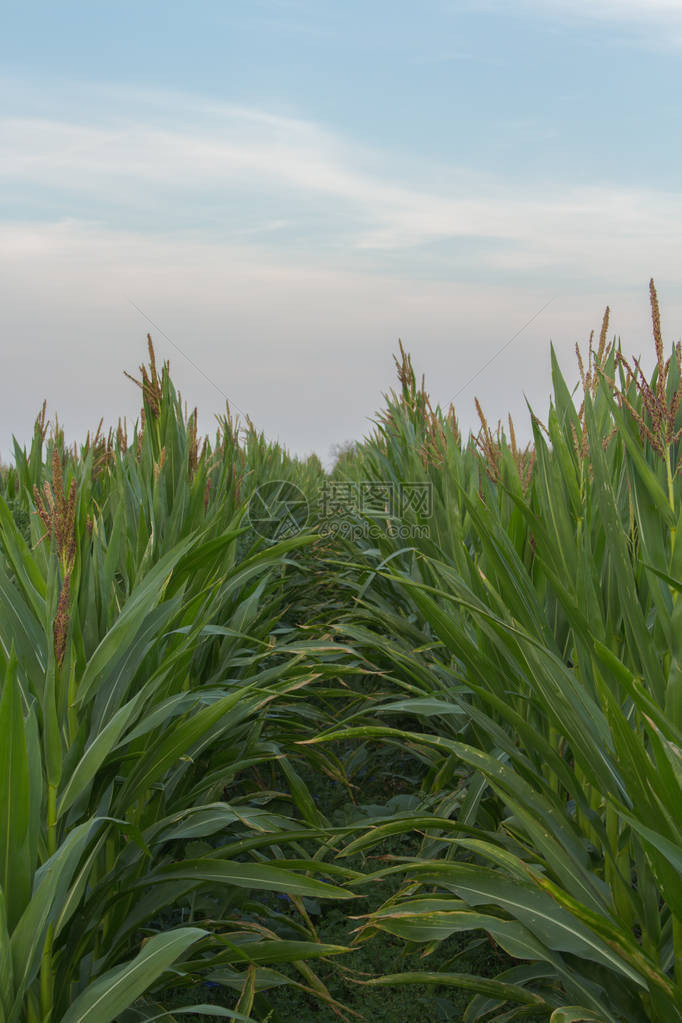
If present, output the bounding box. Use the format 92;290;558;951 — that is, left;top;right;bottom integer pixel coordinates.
543;0;682;17
462;0;682;49
476;0;682;45
1;219;680;467
473;0;682;20
1;104;681;285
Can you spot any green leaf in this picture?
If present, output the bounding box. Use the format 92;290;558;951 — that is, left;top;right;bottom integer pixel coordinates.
57;689;146;817
235;964;256;1017
362;970;549;1007
11;820;97;1004
216;939;349;965
550;1008;609;1023
138;1008;256;1022
0;649;30;930
0;890;13;1018
59;927;206;1023
138;859;356;900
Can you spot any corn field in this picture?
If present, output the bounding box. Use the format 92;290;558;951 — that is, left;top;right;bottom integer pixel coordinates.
0;281;680;1023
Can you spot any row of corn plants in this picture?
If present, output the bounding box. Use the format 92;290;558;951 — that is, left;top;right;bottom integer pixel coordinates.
314;282;682;1021
0;341;360;1022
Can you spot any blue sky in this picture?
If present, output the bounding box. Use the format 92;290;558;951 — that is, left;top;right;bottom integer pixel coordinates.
1;0;681;462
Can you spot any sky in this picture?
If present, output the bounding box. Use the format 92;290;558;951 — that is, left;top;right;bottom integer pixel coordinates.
1;0;681;465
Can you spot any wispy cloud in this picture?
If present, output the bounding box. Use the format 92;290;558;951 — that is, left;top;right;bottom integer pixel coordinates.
472;0;682;20
470;0;682;44
542;0;682;18
1;93;681;286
